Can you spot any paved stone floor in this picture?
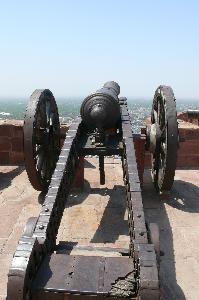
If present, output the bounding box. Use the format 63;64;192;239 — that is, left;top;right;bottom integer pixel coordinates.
0;166;40;300
57;157;130;255
0;161;199;299
143;169;199;300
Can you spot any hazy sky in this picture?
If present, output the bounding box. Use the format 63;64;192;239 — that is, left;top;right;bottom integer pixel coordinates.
0;1;199;99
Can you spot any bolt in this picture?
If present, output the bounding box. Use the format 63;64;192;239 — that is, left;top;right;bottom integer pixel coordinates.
39;224;44;230
45;208;49;212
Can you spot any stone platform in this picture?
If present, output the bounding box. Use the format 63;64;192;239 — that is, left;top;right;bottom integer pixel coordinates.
0;160;199;299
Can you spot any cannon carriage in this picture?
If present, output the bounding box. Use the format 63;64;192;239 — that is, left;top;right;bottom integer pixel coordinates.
7;82;178;300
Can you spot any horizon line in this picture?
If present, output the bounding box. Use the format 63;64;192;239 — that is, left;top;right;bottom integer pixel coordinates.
0;96;198;102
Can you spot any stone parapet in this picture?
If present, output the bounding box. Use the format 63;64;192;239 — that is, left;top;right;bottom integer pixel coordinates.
0;117;199;169
0;120;24;164
177;117;199;167
0;120;69;165
144;113;199;168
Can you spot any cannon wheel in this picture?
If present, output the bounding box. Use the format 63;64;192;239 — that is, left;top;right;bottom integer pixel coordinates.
24;89;60;191
151;86;178;193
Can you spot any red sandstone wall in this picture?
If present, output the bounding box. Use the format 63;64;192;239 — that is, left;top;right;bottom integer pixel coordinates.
144;117;199;168
0;120;69;165
176;120;199;167
0;120;24;164
0;118;199;168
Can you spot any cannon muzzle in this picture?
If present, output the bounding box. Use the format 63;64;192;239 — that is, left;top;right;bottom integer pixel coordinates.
80;81;121;130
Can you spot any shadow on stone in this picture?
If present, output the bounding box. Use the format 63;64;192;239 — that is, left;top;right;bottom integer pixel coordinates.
38;190;48;204
142;170;187;300
0;166;24;191
84;160;96;169
166;179;199;213
90;185;128;243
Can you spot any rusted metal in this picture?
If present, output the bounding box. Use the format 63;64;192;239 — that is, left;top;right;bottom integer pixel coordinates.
7;82;162;300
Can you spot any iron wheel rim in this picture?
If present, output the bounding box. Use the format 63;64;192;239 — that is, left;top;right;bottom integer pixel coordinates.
151;85;178;193
23;89;60;191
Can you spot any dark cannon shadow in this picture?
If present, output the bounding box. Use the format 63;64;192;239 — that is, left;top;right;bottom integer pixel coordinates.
166;179;199;213
65;181;128;244
56;182;128;255
142;170;199;300
90;184;128;243
84;159;96;169
0;166;24;191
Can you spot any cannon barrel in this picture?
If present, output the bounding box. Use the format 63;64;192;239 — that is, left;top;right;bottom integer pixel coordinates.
187;109;199;118
80;81;121;130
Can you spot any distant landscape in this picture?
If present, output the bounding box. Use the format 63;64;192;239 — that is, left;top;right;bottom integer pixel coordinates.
0;98;198;133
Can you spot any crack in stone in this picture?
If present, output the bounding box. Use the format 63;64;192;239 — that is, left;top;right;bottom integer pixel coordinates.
109;271;137;298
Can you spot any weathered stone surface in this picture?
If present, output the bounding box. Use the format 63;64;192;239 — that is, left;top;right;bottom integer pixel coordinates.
0;161;199;299
0;166;39;299
0;254;13;298
143;169;199;300
57;158;129;247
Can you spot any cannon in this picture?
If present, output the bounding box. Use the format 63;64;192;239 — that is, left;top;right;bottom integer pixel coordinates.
185;109;199;126
80;81;121;131
7;82;178;300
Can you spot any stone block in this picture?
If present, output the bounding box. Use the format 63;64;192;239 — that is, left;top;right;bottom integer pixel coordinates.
0;125;12;137
0;152;10;164
0;137;11;151
11;124;23;138
9;152;24;164
11;137;23;152
179;140;199;154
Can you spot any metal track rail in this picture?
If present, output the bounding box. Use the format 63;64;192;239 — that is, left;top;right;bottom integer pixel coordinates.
120;98;159;299
7;117;82;300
